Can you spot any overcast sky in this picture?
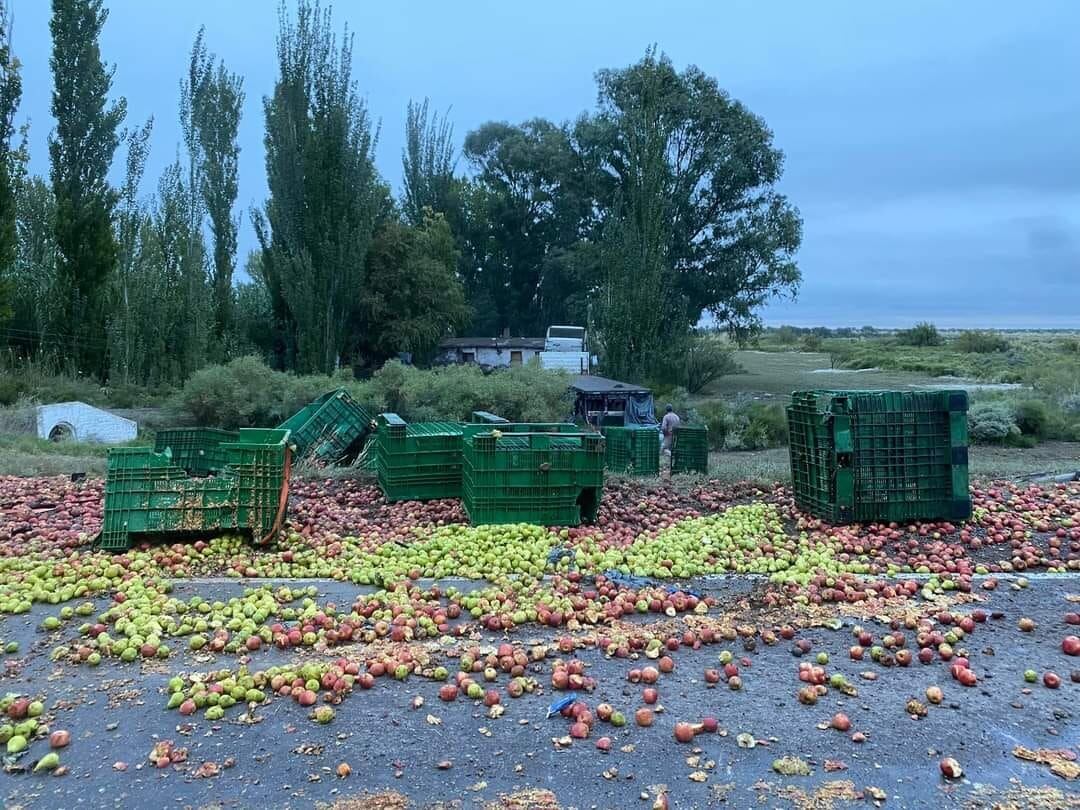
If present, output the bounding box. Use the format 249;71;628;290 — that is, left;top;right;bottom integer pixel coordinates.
11;1;1080;329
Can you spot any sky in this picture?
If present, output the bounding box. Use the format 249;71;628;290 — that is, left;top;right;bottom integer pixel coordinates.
10;0;1080;329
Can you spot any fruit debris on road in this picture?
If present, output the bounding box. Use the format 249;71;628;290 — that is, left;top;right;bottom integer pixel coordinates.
0;474;1077;808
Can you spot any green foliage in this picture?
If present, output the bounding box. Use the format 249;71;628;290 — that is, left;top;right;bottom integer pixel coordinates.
355;211;470;363
649;332;738;394
953;330;1009;354
0;361;104;407
401;98;457;227
462;119;589;336
186;29;244;345
696;399;787;451
1012;399;1048;437
179;356;573;428
366;360;572;423
584;49;802;356
232;270;276;361
178;355;338;428
696;401;729;450
0;0;21;285
48;0;126;376
968;401;1019;443
896;322;942;347
253;0;382;374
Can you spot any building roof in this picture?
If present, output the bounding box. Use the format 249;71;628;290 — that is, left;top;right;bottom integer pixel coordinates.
439;337;546;350
569;375;651;395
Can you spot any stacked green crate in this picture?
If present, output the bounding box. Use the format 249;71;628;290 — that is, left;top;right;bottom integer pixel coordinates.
98;429;292;551
153;428;239;476
787;389;970;523
278;389;372;464
462;430;604;526
671;425;708;474
375;414;464;501
604;426;660;476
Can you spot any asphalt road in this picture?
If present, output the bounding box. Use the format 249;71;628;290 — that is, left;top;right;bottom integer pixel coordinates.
0;574;1077;809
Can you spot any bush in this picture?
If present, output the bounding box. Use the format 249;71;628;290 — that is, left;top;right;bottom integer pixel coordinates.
799;334;823;352
0;366;104;407
968;401;1020;443
178;356;341;428
896;322;942;347
695;400;787;451
953;330;1009;354
1012;400;1049;438
366;360;573;424
696;401;729;450
649;333;738;395
178;356;578;427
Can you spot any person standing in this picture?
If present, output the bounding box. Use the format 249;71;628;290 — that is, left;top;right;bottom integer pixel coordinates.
660;404;680;471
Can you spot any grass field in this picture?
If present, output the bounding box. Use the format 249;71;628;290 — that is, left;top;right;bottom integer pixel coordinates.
702;350;1022;400
705;441;1079;484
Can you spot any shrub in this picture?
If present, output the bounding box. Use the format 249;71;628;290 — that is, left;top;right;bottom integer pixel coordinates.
968;401;1020;443
1061;393;1080;415
896;322;942;347
698;400;788;451
1012;400;1049;438
696;401;729;450
799;334;823;352
0;366;104;407
953;330;1009;354
178;356;339;428
649;333;738;394
367;360;572;424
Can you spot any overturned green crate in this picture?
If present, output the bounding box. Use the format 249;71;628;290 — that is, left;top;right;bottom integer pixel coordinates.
671;425;708;475
604;425;660;476
462;430;604;526
279;389;372;464
98;428;292;551
154;428;239;476
786;389;970;524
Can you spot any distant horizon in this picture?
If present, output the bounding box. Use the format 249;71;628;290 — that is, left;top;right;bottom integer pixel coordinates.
759;318;1080;331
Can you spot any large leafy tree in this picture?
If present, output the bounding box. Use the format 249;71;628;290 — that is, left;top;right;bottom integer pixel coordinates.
579;50;801;376
48;0;126;376
354;210;470;363
461;119;591;335
458;51;801;379
185;29;244;348
254;0;381;374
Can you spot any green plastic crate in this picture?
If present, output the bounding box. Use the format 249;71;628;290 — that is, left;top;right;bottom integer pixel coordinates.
671;425;708;475
462;431;603;526
375;415;464;501
278;389;372;464
787;389;970;524
471;411;508;424
98;429;292;551
604;426;660;476
154;428;239;476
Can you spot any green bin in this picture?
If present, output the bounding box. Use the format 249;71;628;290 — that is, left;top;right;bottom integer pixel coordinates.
787;389;970;523
98;428;292;551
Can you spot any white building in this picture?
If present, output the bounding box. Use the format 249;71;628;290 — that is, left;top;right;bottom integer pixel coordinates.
35;402;138;444
436;337;546;369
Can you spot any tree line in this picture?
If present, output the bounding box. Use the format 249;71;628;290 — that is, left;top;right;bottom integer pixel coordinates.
0;0;802;386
